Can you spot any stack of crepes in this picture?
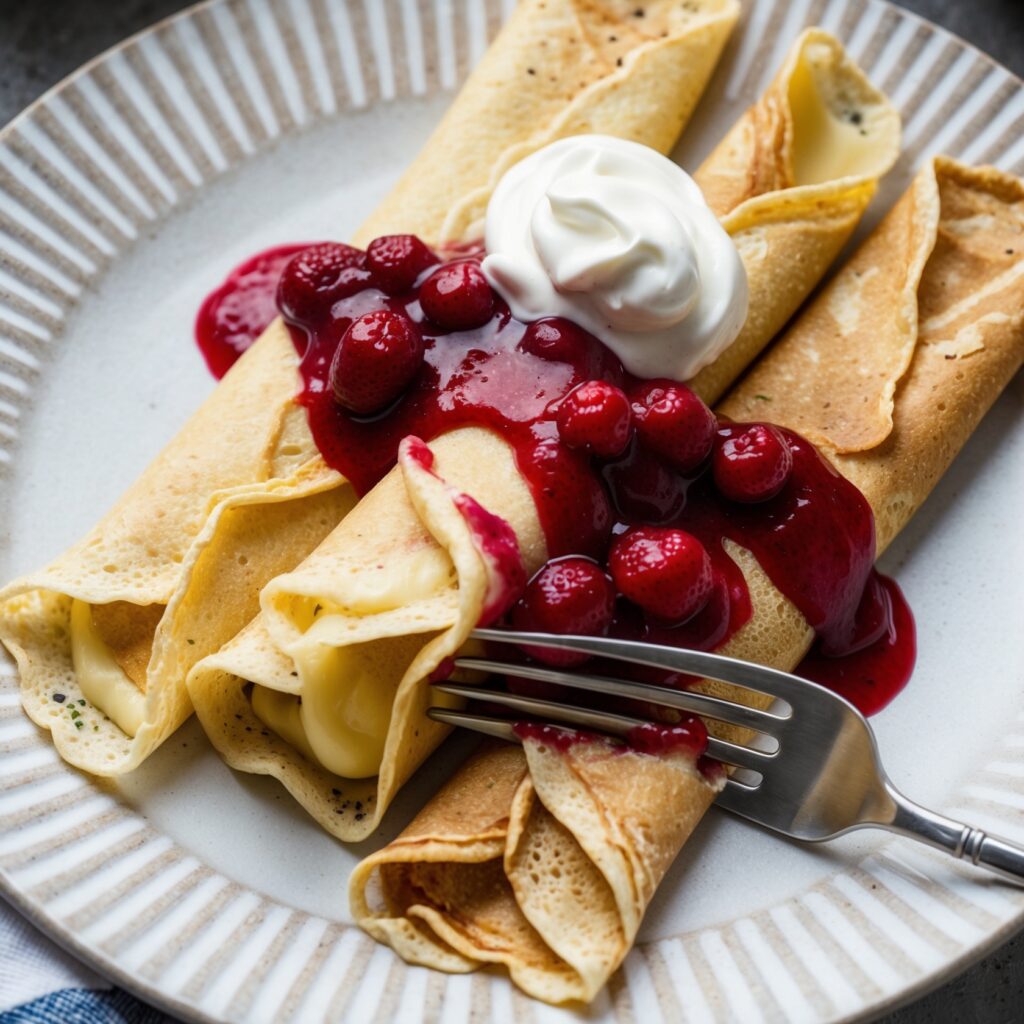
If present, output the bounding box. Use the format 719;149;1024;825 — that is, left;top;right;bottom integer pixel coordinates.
348;158;1024;1003
186;27;900;840
0;0;744;775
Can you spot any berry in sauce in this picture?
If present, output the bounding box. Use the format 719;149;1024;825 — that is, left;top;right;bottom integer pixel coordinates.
277;243;373;326
712;422;793;502
609;526;713;624
366;234;438;295
329;310;424;415
511;557;616;666
419;260;495;330
556;380;633;457
631;379;717;472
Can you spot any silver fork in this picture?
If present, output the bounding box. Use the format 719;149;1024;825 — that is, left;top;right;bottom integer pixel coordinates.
427;627;1024;885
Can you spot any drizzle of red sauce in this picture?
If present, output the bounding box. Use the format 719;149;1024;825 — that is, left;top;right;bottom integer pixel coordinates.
797;572;916;715
194;240;917;723
195;244;318;379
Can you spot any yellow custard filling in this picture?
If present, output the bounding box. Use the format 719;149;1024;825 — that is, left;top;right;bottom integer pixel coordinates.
69;599;146;737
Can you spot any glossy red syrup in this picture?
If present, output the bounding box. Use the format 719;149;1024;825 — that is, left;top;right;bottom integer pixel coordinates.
796;573;916;715
195;244;316;378
194;239;917;722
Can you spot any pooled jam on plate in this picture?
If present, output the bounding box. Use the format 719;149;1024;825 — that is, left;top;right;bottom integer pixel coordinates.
195;236;917;741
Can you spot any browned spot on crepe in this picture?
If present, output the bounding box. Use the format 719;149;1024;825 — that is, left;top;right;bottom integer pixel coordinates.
89;601;165;692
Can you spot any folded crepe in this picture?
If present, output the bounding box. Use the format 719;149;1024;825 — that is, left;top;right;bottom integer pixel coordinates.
0;0;741;776
349;157;1024;1003
351;0;741;246
0;325;352;773
186;29;898;839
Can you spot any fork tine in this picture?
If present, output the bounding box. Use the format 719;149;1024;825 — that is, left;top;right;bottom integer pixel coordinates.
433;683;775;771
454;657;785;733
705;737;775;771
471;627;814;707
427;708;520;743
432;682;642;738
714;776;766;821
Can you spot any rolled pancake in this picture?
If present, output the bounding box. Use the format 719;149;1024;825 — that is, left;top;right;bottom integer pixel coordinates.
0;324;352;774
0;0;740;775
351;0;742;246
186;28;898;837
349;158;1024;1003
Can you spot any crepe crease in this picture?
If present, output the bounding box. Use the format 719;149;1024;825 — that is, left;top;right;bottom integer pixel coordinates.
350;158;1024;1003
0;323;352;774
186;27;896;839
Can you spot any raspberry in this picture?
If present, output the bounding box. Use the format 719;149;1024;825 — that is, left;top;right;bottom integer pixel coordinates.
419;260;495;330
511;557;616;666
276;243;372;325
366;234;437;295
609;527;713;623
556;381;632;458
329;310;424;415
631;379;717;472
712;423;793;502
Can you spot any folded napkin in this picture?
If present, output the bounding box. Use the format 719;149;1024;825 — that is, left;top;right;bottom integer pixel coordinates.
0;900;169;1022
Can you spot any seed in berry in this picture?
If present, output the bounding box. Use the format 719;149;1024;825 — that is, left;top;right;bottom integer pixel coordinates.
511;557;616;666
712;423;793;502
557;381;632;457
277;243;371;325
366;234;437;295
609;526;713;623
419;260;495;331
329;309;423;415
631;379;716;472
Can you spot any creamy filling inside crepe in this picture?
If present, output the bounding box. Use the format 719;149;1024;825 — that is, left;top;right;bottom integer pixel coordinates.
250;543;455;778
69;600;147;737
787;37;888;186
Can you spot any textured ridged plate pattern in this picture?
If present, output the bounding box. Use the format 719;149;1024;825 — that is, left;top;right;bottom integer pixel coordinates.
0;1;1022;1021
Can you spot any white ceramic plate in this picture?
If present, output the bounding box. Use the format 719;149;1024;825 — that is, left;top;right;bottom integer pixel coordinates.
0;1;1022;1021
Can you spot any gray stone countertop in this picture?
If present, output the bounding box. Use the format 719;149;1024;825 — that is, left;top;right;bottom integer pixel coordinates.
0;0;1021;1021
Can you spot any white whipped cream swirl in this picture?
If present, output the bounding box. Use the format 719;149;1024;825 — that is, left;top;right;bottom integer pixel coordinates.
483;135;748;381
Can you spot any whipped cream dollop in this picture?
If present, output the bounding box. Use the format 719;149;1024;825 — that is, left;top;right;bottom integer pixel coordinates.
483;135;748;381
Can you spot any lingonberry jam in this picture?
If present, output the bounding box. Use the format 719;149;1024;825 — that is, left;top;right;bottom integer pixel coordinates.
194;237;917;728
196;244;317;379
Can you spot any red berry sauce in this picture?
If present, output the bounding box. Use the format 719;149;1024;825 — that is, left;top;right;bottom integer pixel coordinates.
194;238;917;734
195;244;316;379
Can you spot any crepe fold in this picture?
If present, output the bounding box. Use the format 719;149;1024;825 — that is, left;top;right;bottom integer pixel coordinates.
349;157;1024;1003
690;27;900;404
186;27;895;834
0;322;352;774
351;0;742;247
0;0;743;774
188;429;546;839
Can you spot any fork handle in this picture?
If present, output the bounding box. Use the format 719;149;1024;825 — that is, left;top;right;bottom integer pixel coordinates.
886;787;1024;885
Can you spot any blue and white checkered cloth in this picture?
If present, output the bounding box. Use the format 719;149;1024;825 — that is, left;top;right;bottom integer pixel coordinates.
0;899;170;1023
